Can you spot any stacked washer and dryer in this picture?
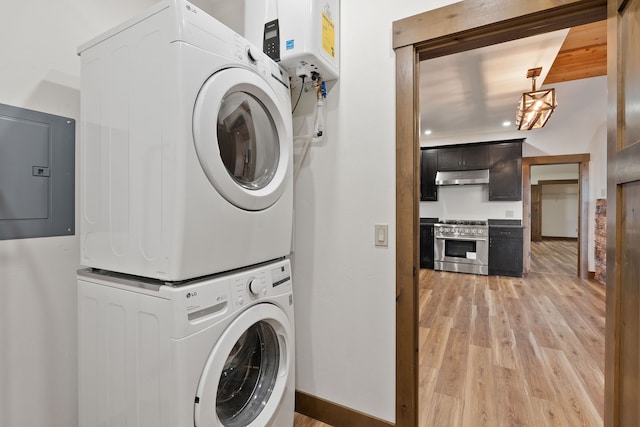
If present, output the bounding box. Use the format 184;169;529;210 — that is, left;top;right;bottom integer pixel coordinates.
76;1;295;426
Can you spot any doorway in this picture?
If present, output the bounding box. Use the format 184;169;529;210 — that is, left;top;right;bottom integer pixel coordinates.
530;164;580;275
522;155;590;278
392;2;607;426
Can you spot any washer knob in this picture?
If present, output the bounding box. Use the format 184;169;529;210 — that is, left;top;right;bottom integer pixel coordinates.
246;47;258;64
248;278;263;296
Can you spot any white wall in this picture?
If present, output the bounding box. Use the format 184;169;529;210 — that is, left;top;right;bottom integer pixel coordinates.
420;185;522;220
0;1;156;426
541;183;580;238
531;164;580;238
292;0;460;422
531;163;579;184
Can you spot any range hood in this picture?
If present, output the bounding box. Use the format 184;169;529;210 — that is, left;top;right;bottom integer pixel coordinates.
435;169;490;186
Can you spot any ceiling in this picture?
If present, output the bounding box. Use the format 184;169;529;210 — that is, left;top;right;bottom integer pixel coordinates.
419;20;607;143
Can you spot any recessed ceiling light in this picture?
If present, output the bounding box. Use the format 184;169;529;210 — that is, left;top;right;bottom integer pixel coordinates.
424;129;432;135
502;121;512;127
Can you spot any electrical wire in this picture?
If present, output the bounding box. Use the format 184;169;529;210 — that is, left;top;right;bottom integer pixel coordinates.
292;75;306;114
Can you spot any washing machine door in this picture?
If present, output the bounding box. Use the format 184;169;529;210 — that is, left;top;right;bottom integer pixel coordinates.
194;303;293;427
193;67;291;212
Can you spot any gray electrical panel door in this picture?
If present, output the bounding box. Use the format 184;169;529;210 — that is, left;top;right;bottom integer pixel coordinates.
0;103;75;240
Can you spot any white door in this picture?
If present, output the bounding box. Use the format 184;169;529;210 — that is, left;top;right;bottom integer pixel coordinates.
193;68;291;211
194;303;293;427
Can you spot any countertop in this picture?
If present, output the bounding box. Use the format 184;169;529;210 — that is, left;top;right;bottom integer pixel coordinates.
488;219;523;228
420;217;439;224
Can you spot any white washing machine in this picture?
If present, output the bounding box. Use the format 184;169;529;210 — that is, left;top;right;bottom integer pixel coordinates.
77;258;294;427
78;0;293;281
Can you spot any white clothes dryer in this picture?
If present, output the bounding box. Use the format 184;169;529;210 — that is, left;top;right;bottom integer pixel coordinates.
77;258;295;427
78;0;293;281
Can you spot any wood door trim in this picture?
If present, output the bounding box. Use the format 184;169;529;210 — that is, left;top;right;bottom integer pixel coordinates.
393;2;605;425
531;185;542;241
394;44;419;427
538;179;580;185
524;153;590;165
392;0;606;52
615;141;640;183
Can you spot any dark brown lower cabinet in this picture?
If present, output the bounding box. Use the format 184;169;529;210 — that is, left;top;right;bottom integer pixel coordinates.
419;219;435;269
488;226;523;277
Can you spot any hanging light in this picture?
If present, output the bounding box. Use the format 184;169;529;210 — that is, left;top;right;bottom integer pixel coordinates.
516;67;557;130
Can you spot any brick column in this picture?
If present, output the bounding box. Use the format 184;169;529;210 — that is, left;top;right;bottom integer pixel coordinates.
594;199;606;285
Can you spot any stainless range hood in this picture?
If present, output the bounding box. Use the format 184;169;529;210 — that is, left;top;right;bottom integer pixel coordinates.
435;169;490;186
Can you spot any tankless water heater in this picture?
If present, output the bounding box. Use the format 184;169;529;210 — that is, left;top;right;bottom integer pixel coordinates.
244;0;339;82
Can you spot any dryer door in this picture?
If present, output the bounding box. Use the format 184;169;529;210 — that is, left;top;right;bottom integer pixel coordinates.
193;68;292;212
194;303;293;427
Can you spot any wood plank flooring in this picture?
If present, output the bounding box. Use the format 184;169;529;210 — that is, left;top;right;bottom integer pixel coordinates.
294;413;333;427
419;239;605;426
530;238;578;275
296;240;605;427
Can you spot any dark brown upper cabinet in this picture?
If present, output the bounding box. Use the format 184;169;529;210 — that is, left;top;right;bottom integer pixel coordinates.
488;141;523;201
437;144;489;171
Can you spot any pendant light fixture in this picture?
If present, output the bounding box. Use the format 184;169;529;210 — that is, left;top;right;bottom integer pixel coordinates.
516;67;557;130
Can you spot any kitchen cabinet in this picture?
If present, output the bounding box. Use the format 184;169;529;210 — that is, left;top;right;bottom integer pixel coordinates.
489;226;523;277
419;219;436;269
437;144;489;171
420;149;438;201
489;141;523;201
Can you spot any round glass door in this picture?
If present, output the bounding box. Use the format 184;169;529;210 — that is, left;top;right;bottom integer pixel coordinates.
216;321;280;426
193;68;292;212
194;303;292;427
217;92;279;191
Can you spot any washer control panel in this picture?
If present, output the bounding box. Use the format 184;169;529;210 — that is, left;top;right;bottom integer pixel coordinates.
231;260;292;307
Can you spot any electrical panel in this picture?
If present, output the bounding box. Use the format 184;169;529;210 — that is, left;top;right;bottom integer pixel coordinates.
0;103;75;240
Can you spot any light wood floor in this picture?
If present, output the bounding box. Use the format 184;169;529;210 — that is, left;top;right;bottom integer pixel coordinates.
530;238;578;275
296;240;605;427
419;240;605;426
294;413;333;427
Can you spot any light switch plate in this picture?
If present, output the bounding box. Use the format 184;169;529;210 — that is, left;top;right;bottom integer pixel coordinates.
375;223;388;247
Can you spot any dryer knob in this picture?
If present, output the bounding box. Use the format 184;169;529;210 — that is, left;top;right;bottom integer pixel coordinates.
248;278;263;296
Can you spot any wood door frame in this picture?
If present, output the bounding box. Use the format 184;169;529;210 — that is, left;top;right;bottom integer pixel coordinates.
523;155;590;278
392;1;606;425
531;184;543;241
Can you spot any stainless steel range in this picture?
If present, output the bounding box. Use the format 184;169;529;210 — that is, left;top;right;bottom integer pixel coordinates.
434;219;488;275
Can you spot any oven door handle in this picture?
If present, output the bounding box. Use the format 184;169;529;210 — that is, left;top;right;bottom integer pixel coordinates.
435;236;487;242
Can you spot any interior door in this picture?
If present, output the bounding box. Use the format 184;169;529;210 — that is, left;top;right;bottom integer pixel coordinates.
606;0;640;424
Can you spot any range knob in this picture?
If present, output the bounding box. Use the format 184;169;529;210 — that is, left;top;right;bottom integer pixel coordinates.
248;277;265;296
